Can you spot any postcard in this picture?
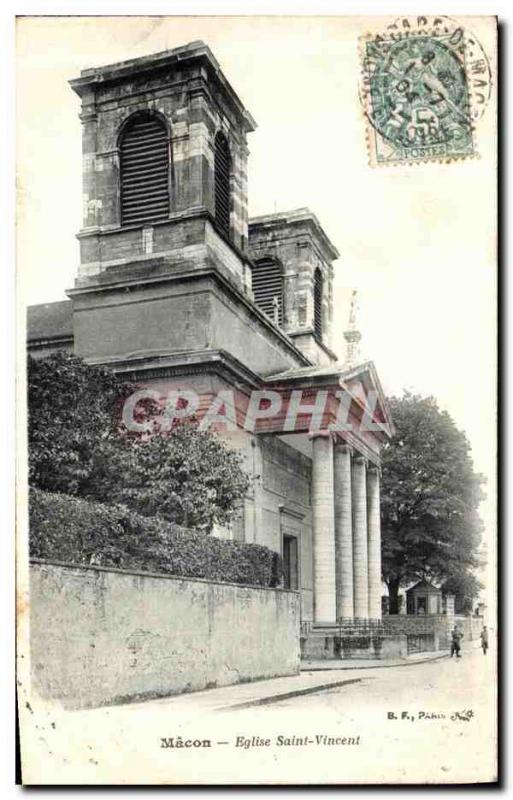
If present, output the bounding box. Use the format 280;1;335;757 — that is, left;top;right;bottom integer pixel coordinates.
16;14;498;785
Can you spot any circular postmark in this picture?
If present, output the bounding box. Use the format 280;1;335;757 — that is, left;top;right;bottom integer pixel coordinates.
359;15;492;165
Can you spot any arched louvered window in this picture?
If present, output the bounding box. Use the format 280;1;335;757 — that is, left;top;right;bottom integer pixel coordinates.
251;257;284;325
314;268;323;338
119;113;169;226
214;131;231;235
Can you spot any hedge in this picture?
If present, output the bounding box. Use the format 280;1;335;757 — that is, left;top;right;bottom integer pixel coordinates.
29;488;283;588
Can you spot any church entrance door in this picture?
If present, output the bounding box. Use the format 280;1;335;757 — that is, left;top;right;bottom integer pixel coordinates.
283;533;299;590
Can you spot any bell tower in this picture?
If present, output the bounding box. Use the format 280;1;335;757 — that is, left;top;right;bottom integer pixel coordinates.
66;43;296;368
64;43;333;377
69;41;255;292
248;208;339;366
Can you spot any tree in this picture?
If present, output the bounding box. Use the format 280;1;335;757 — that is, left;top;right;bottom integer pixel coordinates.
442;572;483;615
28;352;132;496
28;353;249;532
94;421;250;531
381;393;485;613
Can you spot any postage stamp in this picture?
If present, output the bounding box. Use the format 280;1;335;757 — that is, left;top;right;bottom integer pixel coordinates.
359;16;492;166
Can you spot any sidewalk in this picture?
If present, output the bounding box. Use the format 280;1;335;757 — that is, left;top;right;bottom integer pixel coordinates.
301;649;449;671
118;649;451;714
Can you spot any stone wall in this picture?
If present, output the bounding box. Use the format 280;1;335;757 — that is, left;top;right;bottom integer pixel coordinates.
383;614;450;650
301;631;407;661
455;614;479;641
30;561;300;709
383;613;479;648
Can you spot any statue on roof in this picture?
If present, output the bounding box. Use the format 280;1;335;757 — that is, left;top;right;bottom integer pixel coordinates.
344;289;362;368
348;289;359;329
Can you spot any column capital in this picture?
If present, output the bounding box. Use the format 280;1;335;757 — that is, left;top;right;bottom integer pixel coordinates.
334;440;353;454
352;452;368;466
308;429;332;441
367;462;381;476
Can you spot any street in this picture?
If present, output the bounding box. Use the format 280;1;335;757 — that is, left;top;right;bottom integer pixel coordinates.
272;641;495;714
227;639;497;784
21;640;497;785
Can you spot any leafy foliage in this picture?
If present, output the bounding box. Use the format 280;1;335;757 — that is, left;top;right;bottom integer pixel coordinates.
30;489;283;588
381;393;485;612
28;353;249;532
93;422;250;531
442;572;483;615
28;352;132;496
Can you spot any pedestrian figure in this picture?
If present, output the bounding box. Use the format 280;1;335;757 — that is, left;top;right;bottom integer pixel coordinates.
450;625;464;658
480;625;489;655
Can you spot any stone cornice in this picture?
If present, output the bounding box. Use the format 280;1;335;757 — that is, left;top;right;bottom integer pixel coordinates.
264;360;394;440
76;206;256;275
339;361;395;437
278;504;306;520
70;41;256;133
336;430;381;467
67;265;312;369
248;208;339;262
27;334;74;349
288;329;338;362
85;348;264;391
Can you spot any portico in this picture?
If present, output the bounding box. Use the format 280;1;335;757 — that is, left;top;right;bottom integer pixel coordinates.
310;436;383;623
263;360;394;626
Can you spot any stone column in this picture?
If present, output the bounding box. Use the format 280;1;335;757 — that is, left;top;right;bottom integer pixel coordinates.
334;443;353;620
366;465;382;621
352;454;369;620
311;434;336;623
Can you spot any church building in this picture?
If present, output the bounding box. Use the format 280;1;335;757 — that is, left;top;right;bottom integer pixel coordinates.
27;42;394;628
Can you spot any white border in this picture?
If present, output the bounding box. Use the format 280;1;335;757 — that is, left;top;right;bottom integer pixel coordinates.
2;2;509;797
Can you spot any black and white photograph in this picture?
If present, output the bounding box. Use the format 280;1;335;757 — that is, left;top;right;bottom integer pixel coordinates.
13;11;498;786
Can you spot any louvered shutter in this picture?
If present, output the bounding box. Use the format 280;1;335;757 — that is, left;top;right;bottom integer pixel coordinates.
120;115;169;226
314;269;323;338
251;258;283;324
214;132;231;235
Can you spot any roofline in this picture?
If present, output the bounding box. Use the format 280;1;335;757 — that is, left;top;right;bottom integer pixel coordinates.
249;208;340;261
264;359;395;438
69;40;256;133
341;360;395;436
27;335;74;348
85;348;263;390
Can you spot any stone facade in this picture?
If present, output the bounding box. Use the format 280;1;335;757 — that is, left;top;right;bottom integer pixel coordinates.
30;561;299;708
248;209;338;365
27;42;394;639
71;42;254;279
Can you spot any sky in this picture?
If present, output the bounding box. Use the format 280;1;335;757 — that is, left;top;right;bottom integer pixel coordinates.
16;15;497;601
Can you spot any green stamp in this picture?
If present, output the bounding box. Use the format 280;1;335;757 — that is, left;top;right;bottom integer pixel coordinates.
359;16;491;166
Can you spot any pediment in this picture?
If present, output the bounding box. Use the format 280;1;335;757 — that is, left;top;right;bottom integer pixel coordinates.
339;361;395;436
262;359;394;440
